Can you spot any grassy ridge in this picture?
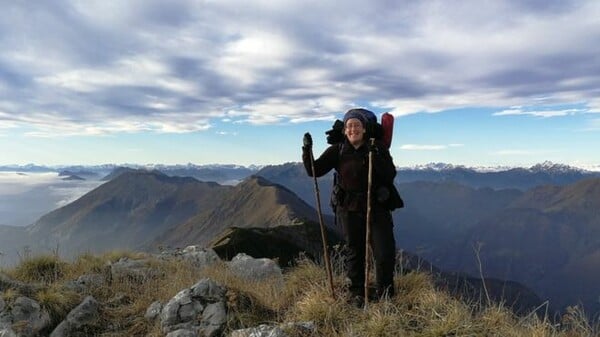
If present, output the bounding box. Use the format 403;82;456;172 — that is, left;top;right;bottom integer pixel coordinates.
1;252;597;336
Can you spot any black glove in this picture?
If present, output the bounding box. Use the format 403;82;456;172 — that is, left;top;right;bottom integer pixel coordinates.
303;132;313;149
325;119;344;144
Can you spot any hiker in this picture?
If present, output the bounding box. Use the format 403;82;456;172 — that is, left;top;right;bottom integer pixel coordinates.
302;108;399;305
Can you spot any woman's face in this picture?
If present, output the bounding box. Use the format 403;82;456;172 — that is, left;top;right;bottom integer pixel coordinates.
344;118;365;146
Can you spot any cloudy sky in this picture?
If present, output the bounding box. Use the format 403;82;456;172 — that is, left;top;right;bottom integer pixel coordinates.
1;0;599;168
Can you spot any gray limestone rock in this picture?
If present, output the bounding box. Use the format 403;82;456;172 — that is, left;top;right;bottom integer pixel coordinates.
166;329;197;337
181;246;221;269
144;301;163;321
227;253;283;282
109;257;159;281
200;301;227;337
190;279;226;301
161;289;192;328
229;321;316;337
160;278;227;336
50;296;101;337
0;296;50;337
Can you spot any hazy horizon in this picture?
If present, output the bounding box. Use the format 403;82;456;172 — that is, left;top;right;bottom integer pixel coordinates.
1;159;600;172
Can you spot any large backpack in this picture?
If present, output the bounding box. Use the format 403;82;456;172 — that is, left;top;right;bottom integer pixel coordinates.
325;110;394;149
327;110;402;211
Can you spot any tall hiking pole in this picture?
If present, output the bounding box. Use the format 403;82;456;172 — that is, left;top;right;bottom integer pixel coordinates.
309;147;336;300
364;138;376;310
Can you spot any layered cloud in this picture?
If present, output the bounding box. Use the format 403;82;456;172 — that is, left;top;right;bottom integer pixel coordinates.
493;107;582;118
1;0;599;135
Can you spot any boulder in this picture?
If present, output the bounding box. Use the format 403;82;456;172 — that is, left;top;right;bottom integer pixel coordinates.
227;253;283;282
181;246;221;269
109;257;159;282
159;278;227;336
199;302;227;337
0;298;4;312
50;296;101;337
0;296;50;337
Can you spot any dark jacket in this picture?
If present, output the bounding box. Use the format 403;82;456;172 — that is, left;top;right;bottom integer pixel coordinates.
302;139;398;212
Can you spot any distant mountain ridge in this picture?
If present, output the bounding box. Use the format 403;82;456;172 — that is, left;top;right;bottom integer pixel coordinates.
2;162;598;318
1;164;260;185
396;161;600;190
3;170;325;261
255;161;600;217
27;170;229;255
3;161;599;189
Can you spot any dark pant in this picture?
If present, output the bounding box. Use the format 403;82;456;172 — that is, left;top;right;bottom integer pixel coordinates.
338;209;396;297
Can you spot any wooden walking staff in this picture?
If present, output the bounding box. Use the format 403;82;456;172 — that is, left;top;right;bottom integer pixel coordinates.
364;138;375;310
309;148;336;300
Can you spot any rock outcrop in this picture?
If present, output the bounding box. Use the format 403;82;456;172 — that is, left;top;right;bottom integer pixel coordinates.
155;278;227;337
0;296;50;337
227;253;283;282
50;296;101;337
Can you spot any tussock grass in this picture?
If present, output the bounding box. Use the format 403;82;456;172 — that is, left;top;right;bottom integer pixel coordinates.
34;285;80;325
67;252;106;276
288;286;355;334
9;254;67;284
1;251;597;337
1;288;20;302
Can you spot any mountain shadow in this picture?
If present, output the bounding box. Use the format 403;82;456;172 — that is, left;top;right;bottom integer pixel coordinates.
392;181;521;264
454;178;600;317
210;222;342;267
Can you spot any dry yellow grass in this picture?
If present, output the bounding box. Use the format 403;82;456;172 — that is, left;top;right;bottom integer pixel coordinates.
34;284;80;325
1;251;597;337
8;254;67;284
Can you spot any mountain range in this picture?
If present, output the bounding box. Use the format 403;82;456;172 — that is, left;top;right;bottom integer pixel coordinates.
26;171;228;254
1;163;598;318
3;161;600;188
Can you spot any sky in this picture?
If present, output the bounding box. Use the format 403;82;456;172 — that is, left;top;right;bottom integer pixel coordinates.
1;0;600;169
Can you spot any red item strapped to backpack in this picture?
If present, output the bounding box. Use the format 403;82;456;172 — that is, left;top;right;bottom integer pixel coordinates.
381;112;394;149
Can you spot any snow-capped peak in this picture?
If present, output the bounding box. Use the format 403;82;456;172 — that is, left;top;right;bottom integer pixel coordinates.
529;161;583;173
